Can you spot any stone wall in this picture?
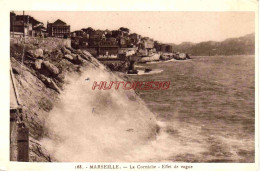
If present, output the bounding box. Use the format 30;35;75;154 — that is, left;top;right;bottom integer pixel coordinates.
10;37;71;51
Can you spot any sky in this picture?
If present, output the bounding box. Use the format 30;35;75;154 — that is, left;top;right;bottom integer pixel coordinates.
14;11;255;44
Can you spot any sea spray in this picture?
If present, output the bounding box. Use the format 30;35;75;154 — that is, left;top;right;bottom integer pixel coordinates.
40;63;159;162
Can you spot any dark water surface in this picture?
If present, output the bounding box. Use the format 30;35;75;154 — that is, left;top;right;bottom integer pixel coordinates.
128;55;255;162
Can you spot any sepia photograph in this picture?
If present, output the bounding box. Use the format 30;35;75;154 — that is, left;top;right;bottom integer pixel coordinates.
9;11;255;164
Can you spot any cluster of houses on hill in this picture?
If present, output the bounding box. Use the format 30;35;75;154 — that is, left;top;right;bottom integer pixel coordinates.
10;12;185;60
71;27;159;58
70;27;182;60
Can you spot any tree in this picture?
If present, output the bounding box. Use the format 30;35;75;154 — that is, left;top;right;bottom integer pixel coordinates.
82;27;95;34
119;27;130;33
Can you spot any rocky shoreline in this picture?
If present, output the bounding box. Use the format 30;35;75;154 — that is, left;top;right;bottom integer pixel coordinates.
10;42;103;162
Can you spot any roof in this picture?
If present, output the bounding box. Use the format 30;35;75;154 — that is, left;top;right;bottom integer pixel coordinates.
52;19;67;26
74;30;84;33
82;28;95;32
33;25;46;29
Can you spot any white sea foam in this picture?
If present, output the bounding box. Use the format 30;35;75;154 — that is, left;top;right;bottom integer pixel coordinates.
137;69;164;75
127;69;163;76
40;64;159;162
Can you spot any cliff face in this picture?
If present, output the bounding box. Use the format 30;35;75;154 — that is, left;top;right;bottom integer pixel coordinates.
10;41;101;162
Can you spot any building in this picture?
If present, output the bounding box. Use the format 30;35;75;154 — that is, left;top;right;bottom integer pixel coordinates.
129;33;141;45
154;41;160;52
10;12;47;38
75;30;84;37
33;23;46;37
160;44;167;52
97;45;119;59
112;30;123;38
166;45;174;53
85;36;119;58
10;12;33;37
141;37;154;49
104;29;112;36
11;21;33;37
90;30;105;40
100;38;117;46
119;37;128;48
47;19;70;38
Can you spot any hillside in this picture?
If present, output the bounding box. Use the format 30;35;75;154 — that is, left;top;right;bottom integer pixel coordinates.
169;33;255;56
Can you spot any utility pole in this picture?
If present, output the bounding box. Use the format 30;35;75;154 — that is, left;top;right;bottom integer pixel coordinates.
23;11;25;38
12;12;14;38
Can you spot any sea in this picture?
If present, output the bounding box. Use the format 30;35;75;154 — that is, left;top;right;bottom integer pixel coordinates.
41;55;255;163
128;55;255;162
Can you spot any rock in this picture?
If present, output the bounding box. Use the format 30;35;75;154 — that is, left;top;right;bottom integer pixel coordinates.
35;59;43;70
12;67;20;75
55;52;63;59
64;53;85;64
43;49;51;54
26;49;44;58
64;54;74;61
80;54;92;62
48;79;61;94
35;49;44;58
29;138;52;162
38;74;61;93
54;49;62;54
82;50;92;57
66;47;77;54
72;55;84;64
27;50;34;57
61;47;71;55
43;53;49;59
56;72;65;82
76;66;84;72
42;61;59;75
179;53;186;59
70;53;77;59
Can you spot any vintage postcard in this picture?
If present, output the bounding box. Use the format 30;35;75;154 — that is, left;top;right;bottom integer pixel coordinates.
1;0;259;171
